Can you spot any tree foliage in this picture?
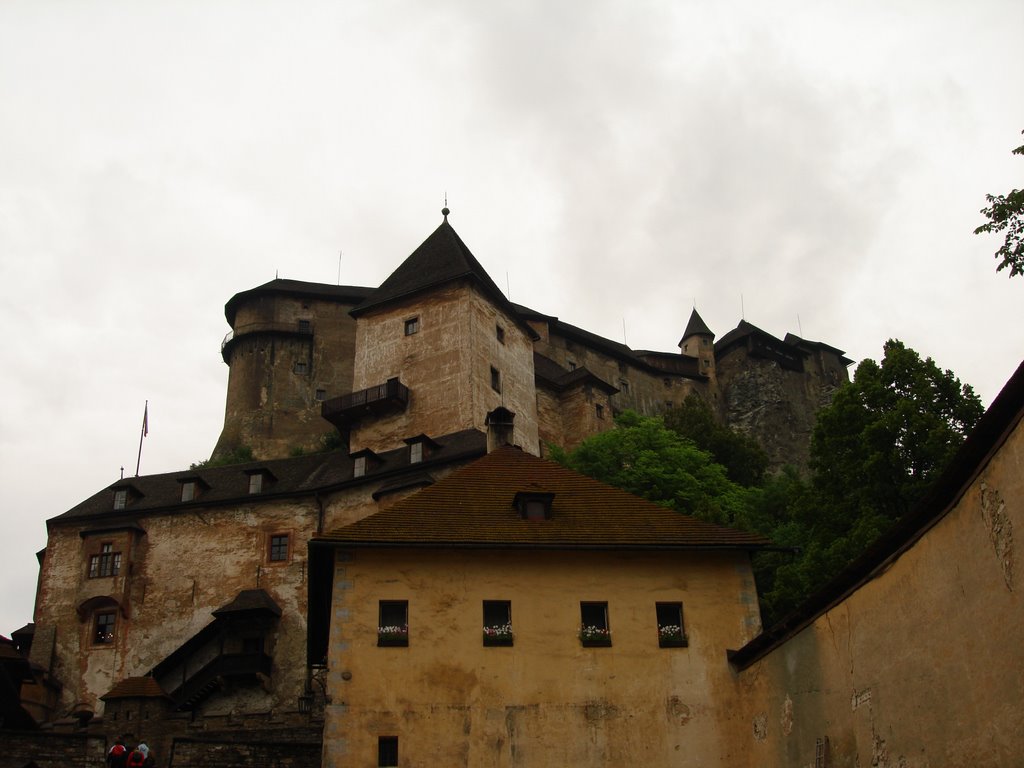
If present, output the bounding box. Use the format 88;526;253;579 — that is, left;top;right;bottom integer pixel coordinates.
663;394;769;486
810;339;984;524
551;341;984;627
975;130;1024;279
549;411;754;527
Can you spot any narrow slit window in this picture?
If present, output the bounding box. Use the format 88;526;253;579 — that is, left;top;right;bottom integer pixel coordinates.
496;325;505;344
490;366;501;393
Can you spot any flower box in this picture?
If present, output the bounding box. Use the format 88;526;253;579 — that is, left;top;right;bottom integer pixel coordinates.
658;625;688;648
580;626;612;647
377;626;409;647
483;623;513;647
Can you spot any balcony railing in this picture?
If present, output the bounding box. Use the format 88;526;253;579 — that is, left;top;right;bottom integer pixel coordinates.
322;378;409;425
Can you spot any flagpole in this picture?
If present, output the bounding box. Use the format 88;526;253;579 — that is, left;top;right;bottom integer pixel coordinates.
135;401;148;477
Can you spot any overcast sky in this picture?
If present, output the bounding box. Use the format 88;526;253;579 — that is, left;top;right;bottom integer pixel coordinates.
1;0;1021;635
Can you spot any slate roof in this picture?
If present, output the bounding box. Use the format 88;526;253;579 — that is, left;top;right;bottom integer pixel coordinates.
533;353;619;393
224;278;374;325
351;216;538;339
100;676;168;700
315;446;772;550
679;308;714;345
213;589;281;617
50;429;486;526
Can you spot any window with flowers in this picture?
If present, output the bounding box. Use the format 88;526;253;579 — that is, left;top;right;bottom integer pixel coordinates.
378;600;409;647
656;602;688;647
580;601;611;647
482;600;513;646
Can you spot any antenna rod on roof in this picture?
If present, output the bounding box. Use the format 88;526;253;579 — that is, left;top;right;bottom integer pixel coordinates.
797;314;803;337
741;293;745;320
622;318;627;347
506;271;511;301
338;250;342;285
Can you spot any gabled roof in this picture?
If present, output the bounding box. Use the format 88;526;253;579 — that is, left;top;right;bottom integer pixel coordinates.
50;429;486;526
533;353;619;394
213;589;282;617
679;307;714;345
315;446;771;550
351;215;538;339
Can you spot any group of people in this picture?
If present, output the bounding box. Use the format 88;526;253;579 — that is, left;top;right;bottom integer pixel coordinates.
106;737;155;767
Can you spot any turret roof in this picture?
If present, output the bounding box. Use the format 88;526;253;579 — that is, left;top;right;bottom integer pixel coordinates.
352;215;537;340
679;308;714;346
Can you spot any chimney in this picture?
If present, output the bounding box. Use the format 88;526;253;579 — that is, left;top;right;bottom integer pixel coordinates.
485;407;515;453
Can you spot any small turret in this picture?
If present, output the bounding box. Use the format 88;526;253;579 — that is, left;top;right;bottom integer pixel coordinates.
678;308;715;378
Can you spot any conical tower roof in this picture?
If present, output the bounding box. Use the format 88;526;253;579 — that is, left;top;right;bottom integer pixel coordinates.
351;211;527;334
678;307;714;348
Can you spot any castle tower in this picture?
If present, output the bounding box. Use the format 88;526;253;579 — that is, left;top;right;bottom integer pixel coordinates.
333;209;542;456
679;307;716;379
213;280;372;461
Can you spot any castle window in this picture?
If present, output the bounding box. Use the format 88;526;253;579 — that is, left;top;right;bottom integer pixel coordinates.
89;543;121;578
297;319;311;333
567;360;577;371
315;388;327;401
663;378;671;388
269;534;289;562
378;601;408;647
93;611;116;645
619;379;629;392
181;480;196;502
656;602;687;647
580;602;611;647
404;317;419;336
293;360;308;375
595;404;604;419
353;456;366;478
496;324;505;344
483;600;513;646
490;366;501;393
378;736;398;767
409;441;422;464
113;489;127;510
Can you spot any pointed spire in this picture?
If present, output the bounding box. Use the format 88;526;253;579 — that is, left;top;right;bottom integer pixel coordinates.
678;307;714;349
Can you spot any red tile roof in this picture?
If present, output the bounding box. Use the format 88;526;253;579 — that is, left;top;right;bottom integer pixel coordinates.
100;676;168;700
316;446;771;549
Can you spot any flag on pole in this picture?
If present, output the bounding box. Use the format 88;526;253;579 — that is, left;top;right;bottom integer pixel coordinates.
135;400;149;477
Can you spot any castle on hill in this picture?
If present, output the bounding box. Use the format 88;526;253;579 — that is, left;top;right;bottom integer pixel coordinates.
7;211;1020;767
213;209;851;471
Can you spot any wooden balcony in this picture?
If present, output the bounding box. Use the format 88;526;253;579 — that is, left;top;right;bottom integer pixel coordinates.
322;378;409;426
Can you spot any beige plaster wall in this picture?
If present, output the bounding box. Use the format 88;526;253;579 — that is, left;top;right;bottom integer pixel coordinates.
734;409;1024;767
323;547;762;767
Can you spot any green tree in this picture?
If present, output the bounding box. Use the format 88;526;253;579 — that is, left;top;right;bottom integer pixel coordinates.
975;130;1024;279
810;339;984;524
663;394;769;486
549;411;754;527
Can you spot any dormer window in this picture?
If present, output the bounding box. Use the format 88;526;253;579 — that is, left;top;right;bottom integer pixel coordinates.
178;476;207;503
514;491;555;521
351;448;380;478
245;469;275;495
111;484;141;510
404;434;439;465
